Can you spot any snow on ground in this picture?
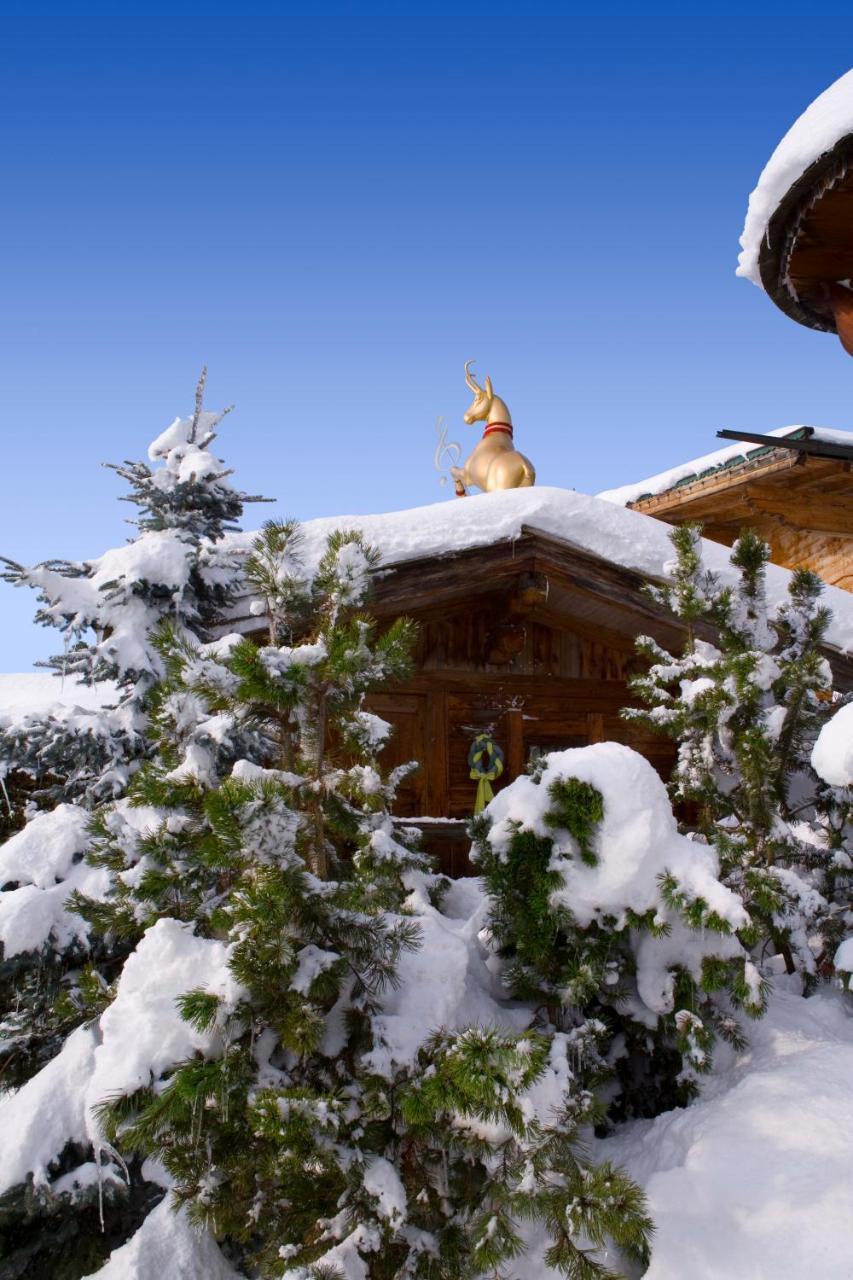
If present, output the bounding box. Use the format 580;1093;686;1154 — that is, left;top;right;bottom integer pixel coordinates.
812;701;853;788
225;487;853;655
357;866;853;1280
738;67;853;286
595;985;853;1280
596;426;853;507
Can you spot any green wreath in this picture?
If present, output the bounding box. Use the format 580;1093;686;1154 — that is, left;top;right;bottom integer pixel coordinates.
468;733;505;815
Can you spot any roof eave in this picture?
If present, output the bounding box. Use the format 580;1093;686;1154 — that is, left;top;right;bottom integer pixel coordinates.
758;131;853;332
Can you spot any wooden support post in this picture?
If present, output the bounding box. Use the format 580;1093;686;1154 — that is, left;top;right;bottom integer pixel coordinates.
506;707;524;779
425;692;449;816
587;712;605;743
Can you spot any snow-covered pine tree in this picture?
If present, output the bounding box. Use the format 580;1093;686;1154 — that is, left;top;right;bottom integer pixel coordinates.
89;523;653;1280
471;741;764;1121
0;373;268;1092
625;524;851;983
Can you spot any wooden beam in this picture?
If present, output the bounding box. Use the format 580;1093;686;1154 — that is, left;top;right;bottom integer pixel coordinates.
740;483;853;535
392;670;632;698
632;452;801;516
505;707;524;780
716;429;853;463
368;529;679;637
517;599;645;656
586;712;605;743
425;692;448;815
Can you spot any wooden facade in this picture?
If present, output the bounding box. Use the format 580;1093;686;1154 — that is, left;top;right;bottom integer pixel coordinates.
626;431;853;592
351;527;853;873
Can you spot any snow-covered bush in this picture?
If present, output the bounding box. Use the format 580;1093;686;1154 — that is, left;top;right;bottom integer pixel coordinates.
473;742;763;1117
625;525;851;984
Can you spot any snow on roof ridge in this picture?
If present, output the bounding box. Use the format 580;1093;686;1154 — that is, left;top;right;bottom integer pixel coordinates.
738;68;853;286
225;484;853;655
596;426;853;508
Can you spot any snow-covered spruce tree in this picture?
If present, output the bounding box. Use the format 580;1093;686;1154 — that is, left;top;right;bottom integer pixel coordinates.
0;374;267;1184
0;368;267;810
472;742;764;1120
89;523;652;1280
625;524;850;983
0;625;268;1280
69;623;267;943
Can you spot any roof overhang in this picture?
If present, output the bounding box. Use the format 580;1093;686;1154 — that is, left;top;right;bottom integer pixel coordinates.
229;525;853;689
758;131;853;332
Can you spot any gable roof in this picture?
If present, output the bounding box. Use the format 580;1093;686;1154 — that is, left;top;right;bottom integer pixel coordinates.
226;485;853;656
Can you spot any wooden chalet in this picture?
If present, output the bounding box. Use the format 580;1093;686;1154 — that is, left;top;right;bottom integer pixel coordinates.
362;529;676;872
232;490;853;875
602;427;853;593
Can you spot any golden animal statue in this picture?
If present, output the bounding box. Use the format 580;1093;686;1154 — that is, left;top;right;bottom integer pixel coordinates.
450;362;536;497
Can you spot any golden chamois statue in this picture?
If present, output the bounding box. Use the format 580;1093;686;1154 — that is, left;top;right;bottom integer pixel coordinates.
450;361;536;497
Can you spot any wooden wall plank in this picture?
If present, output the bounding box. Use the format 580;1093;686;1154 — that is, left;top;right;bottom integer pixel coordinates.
505;707;524;780
425;692;449;815
587;712;605;743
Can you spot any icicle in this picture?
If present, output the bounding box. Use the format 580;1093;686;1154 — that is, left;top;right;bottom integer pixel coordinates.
0;771;13;817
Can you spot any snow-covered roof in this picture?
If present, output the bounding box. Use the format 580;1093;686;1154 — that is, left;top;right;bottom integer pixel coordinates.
738;68;853;286
228;485;853;655
596;425;853;507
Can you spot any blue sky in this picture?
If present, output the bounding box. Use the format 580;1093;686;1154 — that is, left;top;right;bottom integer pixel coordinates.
2;3;853;670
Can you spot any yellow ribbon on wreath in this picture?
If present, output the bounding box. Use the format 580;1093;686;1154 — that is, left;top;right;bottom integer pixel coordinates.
468;733;505;815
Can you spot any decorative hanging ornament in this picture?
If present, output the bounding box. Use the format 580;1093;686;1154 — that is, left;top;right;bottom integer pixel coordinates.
433;415;462;489
468;733;505;815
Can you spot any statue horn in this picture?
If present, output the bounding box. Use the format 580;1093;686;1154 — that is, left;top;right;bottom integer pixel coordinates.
464;359;481;393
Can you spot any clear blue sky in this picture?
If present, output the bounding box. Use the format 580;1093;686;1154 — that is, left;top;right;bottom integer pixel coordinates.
2;2;853;670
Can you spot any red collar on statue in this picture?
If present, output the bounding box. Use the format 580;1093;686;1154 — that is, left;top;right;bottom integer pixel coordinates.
483;422;513;438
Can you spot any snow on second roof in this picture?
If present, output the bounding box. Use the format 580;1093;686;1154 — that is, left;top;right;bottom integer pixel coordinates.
596;425;853;506
738;68;853;287
0;673;118;720
228;484;853;654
